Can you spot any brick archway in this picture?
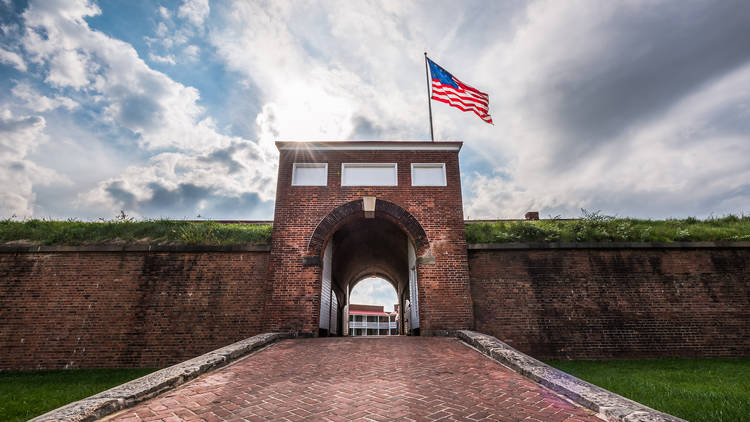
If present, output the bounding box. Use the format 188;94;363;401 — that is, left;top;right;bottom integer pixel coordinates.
307;198;429;258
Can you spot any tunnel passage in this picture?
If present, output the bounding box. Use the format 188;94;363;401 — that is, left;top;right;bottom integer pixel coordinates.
318;216;420;336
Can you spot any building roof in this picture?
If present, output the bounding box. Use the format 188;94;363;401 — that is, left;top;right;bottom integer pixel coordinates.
349;310;391;317
348;303;398;317
349;304;384;312
275;140;462;152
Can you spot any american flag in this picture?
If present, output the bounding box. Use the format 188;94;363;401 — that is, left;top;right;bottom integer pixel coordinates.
427;58;492;124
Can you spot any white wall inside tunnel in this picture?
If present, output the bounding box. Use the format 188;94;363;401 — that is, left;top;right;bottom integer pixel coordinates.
408;240;419;330
319;240;333;333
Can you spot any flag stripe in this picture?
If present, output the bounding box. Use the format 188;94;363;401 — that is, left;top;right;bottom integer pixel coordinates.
426;57;492;125
432;95;492;122
454;79;488;98
432;77;488;100
431;85;489;107
431;79;492;122
431;91;488;115
431;85;489;110
432;81;488;100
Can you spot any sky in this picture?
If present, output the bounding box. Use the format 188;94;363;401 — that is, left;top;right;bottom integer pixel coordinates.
1;0;749;221
350;277;397;312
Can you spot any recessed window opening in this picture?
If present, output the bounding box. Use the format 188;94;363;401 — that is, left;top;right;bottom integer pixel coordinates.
292;163;327;186
341;163;397;186
411;163;446;186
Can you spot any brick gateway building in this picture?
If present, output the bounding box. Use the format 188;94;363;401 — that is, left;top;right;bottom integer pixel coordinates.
266;141;473;337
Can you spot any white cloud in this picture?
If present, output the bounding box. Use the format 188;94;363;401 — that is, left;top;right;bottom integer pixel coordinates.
209;1;429;141
158;6;170;20
155;21;169;37
148;52;175;65
81;139;278;217
183;44;199;62
21;0;232;152
0;109;63;217
16;0;279;216
0;48;27;72
463;1;750;218
46;49;91;89
178;0;209;27
11;82;78;112
350;278;398;312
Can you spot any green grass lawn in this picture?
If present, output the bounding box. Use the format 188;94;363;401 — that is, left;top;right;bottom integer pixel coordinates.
546;358;750;422
3;212;749;246
466;212;750;243
0;219;272;246
0;368;155;422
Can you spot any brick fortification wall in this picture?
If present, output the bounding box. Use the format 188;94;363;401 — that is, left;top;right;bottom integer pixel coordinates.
469;245;750;359
1;244;748;370
0;249;270;370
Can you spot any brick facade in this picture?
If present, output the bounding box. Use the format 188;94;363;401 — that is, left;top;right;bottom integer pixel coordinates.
265;142;474;336
0;250;270;370
469;246;750;359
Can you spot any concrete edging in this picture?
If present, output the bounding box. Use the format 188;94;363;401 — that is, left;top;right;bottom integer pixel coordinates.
466;241;750;250
29;332;289;422
456;330;686;422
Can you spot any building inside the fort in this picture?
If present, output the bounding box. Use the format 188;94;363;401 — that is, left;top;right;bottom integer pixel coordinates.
347;304;399;336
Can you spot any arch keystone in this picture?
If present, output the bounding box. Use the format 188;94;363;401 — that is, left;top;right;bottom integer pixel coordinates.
363;196;376;218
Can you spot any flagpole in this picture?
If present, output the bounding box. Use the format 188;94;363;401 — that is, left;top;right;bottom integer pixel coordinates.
424;52;434;142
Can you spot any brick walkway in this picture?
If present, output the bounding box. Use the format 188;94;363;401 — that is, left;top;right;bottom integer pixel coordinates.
107;337;602;421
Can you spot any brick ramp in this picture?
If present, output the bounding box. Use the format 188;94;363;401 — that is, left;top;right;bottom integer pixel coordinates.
106;337;602;421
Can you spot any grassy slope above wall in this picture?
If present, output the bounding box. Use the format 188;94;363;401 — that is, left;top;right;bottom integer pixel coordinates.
465;214;750;243
0;220;272;246
2;214;749;245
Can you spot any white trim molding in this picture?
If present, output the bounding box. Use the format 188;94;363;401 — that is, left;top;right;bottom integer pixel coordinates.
292;162;328;186
411;163;447;186
341;163;398;186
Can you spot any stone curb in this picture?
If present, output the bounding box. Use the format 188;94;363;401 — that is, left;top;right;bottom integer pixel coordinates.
0;244;271;253
466;241;750;250
29;332;289;422
456;330;687;422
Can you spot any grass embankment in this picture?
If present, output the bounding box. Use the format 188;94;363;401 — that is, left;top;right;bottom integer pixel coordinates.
466;213;750;243
2;213;749;246
546;358;750;422
0;219;272;246
0;368;155;422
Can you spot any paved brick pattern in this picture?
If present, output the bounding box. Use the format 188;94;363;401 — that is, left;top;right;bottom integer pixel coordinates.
108;337;601;421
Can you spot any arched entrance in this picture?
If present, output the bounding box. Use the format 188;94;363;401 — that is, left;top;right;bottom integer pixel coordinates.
311;199;428;336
